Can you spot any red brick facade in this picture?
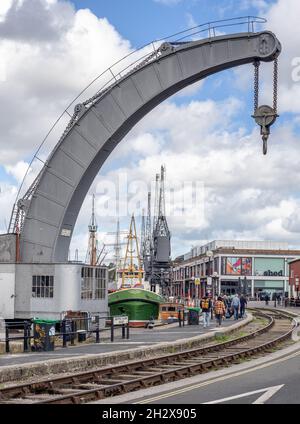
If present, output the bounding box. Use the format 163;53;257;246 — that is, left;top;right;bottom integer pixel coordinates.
289;259;300;296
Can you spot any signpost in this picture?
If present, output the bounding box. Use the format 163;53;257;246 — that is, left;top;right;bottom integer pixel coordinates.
113;316;129;325
111;316;129;342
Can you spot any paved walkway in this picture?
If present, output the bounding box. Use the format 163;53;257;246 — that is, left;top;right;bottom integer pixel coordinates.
0;316;242;367
247;300;300;316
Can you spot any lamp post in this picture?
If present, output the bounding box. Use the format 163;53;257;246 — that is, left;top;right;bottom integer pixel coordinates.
212;272;219;297
206;250;214;318
243;276;247;296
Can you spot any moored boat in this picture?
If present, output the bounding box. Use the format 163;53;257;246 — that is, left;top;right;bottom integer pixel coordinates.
108;288;164;327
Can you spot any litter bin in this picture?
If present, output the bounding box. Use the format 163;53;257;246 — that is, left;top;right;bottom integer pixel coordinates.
187;307;200;325
32;319;58;351
77;330;87;342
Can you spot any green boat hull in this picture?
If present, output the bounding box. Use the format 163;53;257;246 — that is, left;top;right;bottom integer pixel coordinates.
108;289;163;325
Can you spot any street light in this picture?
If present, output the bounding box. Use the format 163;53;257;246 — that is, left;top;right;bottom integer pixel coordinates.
206;250;214;318
213;272;219;297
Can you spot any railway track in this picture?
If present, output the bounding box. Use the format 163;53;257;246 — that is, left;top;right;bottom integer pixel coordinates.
0;308;296;404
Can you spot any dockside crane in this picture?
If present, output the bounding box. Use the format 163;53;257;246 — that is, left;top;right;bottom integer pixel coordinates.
150;166;171;293
144;192;153;281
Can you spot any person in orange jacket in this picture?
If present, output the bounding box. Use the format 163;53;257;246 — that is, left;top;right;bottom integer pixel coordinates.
214;296;226;326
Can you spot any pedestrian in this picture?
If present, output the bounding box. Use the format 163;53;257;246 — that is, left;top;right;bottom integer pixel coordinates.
231;294;240;320
200;293;212;328
222;293;228;307
240;294;247;318
265;293;269;306
214;296;226;326
222;294;231;318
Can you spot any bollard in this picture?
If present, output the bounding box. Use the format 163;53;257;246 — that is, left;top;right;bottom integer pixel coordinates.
62;320;67;348
110;318;114;342
182;311;185;327
122;324;125;339
178;310;182;327
71;320;75;346
126;323;130;339
95;316;100;343
5;326;9;353
23;321;30;353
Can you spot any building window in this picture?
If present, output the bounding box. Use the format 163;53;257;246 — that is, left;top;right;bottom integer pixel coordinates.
95;267;106;299
81;266;107;300
81;267;93;300
32;275;54;298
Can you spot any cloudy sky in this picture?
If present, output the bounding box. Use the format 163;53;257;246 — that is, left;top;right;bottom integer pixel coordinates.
1;0;300;262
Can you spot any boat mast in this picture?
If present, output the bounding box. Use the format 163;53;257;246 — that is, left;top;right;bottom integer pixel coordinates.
144;192;152;281
86;194;98;266
140;209;145;259
122;214;143;288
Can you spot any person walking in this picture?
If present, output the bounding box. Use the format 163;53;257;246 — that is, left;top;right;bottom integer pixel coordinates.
265;293;269;306
200;293;212;328
240;294;247;318
231;294;240;320
222;294;231;318
214;296;226;326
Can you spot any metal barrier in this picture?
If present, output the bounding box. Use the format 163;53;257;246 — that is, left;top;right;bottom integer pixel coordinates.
178;310;186;327
110;316;130;343
287;299;300;307
1;314;130;354
3;321;33;354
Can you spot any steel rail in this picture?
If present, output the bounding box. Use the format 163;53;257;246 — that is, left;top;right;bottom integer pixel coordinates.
0;309;295;404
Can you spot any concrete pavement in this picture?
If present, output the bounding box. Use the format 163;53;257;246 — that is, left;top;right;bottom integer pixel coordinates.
0;317;238;367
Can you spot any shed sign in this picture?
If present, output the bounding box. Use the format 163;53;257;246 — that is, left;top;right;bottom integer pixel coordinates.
113;316;129;325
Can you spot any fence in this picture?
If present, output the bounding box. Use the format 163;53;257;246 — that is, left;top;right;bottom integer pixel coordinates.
1;315;130;354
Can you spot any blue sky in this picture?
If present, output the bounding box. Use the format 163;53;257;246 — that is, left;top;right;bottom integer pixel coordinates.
1;0;300;260
71;0;275;49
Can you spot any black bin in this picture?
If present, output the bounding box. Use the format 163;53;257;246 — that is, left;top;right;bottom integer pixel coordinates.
187;307;200;325
77;330;87;342
33;319;58;351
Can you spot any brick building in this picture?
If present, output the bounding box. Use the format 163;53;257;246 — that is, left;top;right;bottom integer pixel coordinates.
288;258;300;297
171;240;300;301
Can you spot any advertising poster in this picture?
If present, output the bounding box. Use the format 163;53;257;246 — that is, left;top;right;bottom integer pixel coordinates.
226;257;241;275
242;257;252;275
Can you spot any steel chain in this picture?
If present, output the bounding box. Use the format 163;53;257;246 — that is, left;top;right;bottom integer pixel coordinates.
273;57;278;114
253;60;260;113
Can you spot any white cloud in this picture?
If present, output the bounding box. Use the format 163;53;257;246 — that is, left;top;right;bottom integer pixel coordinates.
0;0;13;22
5;160;29;183
0;183;18;232
0;1;132;168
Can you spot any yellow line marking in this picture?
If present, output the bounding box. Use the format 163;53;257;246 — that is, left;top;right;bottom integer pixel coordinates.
135;349;300;403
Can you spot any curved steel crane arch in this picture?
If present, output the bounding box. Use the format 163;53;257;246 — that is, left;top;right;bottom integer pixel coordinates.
18;30;281;263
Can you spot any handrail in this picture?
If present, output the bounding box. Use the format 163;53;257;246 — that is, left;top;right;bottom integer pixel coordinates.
9;16;267;234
